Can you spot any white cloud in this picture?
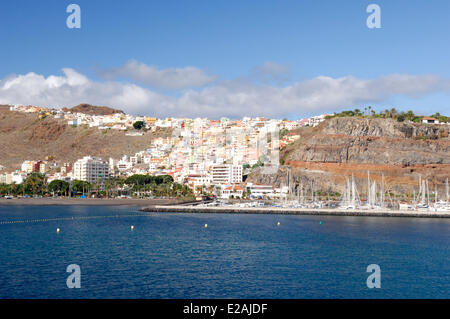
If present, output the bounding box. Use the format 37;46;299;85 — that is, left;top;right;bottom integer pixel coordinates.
1;68;450;119
251;61;291;83
99;60;216;89
0;69;174;115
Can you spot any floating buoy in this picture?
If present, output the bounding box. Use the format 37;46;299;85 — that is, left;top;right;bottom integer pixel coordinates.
131;225;134;230
56;228;60;233
204;224;208;228
277;222;280;226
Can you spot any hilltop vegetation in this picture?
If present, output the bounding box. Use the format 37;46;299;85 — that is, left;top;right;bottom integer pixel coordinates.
327;107;449;123
62;103;124;116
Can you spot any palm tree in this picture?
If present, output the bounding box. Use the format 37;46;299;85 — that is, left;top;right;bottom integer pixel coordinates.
24;173;46;195
390;108;398;119
405;110;415;121
104;179;116;198
10;182;16;196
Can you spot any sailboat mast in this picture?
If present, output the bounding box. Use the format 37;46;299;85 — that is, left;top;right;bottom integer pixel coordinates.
435;184;438;203
351;174;356;206
372;181;377;206
346;177;350;205
446;178;449;204
421;180;426;204
312;180;315;203
418;175;422;203
301;184;304;204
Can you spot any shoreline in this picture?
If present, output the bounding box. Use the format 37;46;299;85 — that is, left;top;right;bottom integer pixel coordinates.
140;205;450;218
1;198;449;218
0;198;188;206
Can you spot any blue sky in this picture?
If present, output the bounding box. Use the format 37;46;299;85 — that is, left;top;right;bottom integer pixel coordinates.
0;0;449;119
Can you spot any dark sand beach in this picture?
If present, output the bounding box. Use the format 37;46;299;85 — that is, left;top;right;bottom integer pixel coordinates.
2;198;449;218
0;197;186;206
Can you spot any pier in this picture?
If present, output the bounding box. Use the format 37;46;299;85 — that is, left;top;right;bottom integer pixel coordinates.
140;205;450;218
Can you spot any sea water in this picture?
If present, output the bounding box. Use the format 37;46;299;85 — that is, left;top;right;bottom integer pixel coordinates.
0;205;448;298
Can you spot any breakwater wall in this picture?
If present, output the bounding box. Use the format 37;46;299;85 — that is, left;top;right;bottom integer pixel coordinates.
140;205;450;218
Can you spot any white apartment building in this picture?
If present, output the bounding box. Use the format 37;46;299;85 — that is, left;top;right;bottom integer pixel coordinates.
211;164;242;185
116;155;133;171
39;162;47;174
21;160;36;173
183;174;212;193
11;172;27;184
246;183;274;198
73;156;110;183
221;185;244;199
0;173;12;184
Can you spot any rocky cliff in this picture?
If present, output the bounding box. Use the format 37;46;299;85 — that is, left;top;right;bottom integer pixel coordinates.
284;117;450;166
248;117;450;195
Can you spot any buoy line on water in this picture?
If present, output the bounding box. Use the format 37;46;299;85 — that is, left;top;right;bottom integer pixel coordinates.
0;213;159;225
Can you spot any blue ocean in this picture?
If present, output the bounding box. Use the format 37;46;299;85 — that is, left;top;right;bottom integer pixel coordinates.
0;205;448;298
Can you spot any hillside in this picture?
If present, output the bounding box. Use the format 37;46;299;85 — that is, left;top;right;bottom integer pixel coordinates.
0;106;171;171
248;117;450;195
62;103;124;115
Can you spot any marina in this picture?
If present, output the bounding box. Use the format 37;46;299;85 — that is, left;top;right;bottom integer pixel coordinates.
262;169;450;213
141;171;450;218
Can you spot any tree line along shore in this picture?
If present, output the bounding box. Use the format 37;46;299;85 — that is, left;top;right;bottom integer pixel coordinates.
0;173;196;200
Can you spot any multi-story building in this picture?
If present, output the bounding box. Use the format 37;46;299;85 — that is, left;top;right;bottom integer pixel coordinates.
184;174;212;193
39;162;47;174
62;162;73;174
73;156;110;183
211;164;242;185
221;185;244;199
0;173;12;184
21;160;36;173
246;183;274;199
11;172;27;184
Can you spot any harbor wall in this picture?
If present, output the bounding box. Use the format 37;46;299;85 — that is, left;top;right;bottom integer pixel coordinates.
140;205;450;218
